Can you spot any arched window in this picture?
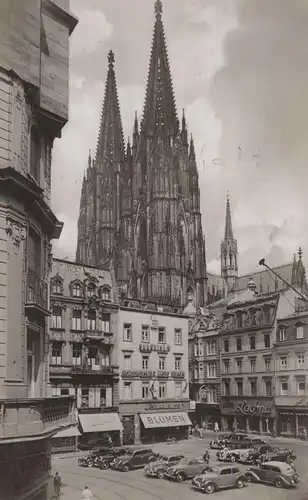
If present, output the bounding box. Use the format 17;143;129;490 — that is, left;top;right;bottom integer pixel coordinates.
71;282;82;298
101;286;111;302
187;287;194;303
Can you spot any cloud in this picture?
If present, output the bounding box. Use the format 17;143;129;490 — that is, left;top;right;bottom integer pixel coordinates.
70;10;114;57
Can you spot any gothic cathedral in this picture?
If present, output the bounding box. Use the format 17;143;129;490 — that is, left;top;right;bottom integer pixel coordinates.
76;0;208;309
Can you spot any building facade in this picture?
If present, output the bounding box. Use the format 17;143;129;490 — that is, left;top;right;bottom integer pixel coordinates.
76;0;207;310
0;1;78;499
274;299;308;437
49;259;122;450
115;302;191;444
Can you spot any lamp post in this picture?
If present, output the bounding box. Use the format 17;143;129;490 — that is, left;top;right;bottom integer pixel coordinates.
259;258;308;302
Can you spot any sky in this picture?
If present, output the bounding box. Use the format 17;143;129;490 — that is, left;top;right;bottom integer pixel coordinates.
52;0;308;276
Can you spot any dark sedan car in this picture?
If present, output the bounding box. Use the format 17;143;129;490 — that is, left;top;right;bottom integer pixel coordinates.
245;461;300;488
240;445;296;465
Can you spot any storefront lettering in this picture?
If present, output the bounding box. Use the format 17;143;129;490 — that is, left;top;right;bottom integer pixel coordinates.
145;402;184;411
122;370;156;378
235;400;273;416
146;414;187;426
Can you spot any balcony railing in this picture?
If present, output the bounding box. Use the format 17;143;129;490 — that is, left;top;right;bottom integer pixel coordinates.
26;270;48;312
0;395;77;441
71;364;115;375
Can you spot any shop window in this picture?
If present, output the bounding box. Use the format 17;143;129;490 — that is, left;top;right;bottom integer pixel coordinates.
223;359;229;374
250;379;257;396
264;334;270;348
174;356;182;371
142;355;149;370
123;353;132;369
280;356;287;370
141;325;150;342
265;358;271;371
297;381;305;396
71;282;82;297
158;356;165;370
124;382;132;400
123;323;132;341
72;344;82;365
280;381;288;396
250;358;256;372
236;380;243;396
207;341;216;355
72;310;82;330
297;326;304;339
159;383;166;398
87;310;96;330
236;338;242;351
102;313;110;333
265;380;272;396
101;286;111;301
249;336;256;350
298;355;305;368
51;307;62;329
158;327;166;343
224;381;230;396
279;328;286;342
142;383;149;399
51;342;62;365
208;361;216;378
224;339;229;352
175;382;182;398
236;358;242;373
174;328;182;345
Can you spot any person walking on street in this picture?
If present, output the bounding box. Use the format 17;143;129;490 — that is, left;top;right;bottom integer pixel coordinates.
82;486;93;499
214;422;219;433
53;472;61;499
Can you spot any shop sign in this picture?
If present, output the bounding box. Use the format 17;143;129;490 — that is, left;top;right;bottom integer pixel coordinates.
122;370;156;378
145;402;185;411
139;343;170;353
222;398;274;417
171;371;185;378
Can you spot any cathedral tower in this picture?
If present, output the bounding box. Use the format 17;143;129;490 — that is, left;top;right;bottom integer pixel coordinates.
221;194;238;291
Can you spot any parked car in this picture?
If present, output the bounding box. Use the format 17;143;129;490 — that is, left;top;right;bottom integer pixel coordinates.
78;447;114;468
245;461;300;488
217;445;254;463
165;457;208;482
98;447;132;469
111;448;153;471
144;454;184;478
240;445;296;465
210;434;232;449
249;437;268;446
192;464;248;494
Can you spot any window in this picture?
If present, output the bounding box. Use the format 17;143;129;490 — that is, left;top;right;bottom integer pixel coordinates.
87;284;95;297
297;326;304;339
51;342;62;365
142;355;149;370
224;380;230;396
72;310;82;330
51;307;62;329
250;359;256;372
236;338;242;351
174;328;182;345
72;344;82;365
174;356;182;371
298;381;306;396
101;287;111;301
264;334;270;348
223;359;229;374
249;336;256;350
101;352;110;366
280;356;287;370
281;381;288;396
158;327;166;343
30;125;41;182
142;383;149;399
123;354;132;369
236;380;243;396
265;380;272;396
81;388;89;408
88;347;100;367
159;383;166;398
158;356;165;370
265;358;271;371
175;382;182;398
208;361;216;378
28;227;41;276
298;355;305;368
208;387;217;403
250;379;257;396
207;341;216;355
52;385;60;396
52;281;62;295
61;388;69;396
279;328;286;341
220;468;232;476
141;325;150;342
123;323;132;341
72;283;82;297
123;382;132;400
236;358;242;373
224;339;229;352
195;340;204;356
102;313;110;333
87;310;96;330
236;312;242;328
100;387;106;406
199;361;204;379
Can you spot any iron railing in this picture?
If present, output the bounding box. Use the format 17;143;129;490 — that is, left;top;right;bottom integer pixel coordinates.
26;270;48;310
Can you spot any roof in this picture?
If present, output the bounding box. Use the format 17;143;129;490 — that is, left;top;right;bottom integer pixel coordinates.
237;263;294;294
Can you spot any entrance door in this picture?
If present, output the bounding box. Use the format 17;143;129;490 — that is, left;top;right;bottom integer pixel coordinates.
122;416;134;445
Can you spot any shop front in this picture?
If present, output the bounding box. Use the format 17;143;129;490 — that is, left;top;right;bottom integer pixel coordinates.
221;397;276;434
51;426;80;454
119;400;191;445
78;412;123;448
192;403;221;430
276;398;308;438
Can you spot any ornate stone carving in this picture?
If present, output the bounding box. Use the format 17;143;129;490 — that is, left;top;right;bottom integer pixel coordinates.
6;219;26;248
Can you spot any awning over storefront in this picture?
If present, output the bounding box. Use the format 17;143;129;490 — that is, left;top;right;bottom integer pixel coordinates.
140;412;192;429
53;427;81;438
79;413;123;433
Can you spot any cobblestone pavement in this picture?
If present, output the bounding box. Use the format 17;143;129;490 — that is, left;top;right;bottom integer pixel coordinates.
52;436;308;500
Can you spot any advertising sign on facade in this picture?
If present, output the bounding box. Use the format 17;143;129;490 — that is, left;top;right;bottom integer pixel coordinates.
222;398;275;417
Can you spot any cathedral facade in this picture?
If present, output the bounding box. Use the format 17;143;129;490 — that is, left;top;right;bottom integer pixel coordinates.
76;0;207;310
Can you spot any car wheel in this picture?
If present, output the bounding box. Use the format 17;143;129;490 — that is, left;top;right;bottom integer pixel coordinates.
230;455;236;463
101;461;109;470
122;464;130;472
176;472;186;483
205;483;215;494
236;478;245;489
274;478;283;488
157;470;165;479
241;453;248;461
245;474;253;483
87;460;94;468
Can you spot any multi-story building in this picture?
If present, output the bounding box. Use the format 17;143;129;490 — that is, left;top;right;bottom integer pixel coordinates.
274;298;308;437
188;309;221;428
49;258;122;451
115;300;191;444
0;1;78;498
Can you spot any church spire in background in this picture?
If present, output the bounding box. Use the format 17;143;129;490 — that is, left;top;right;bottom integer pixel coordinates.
224;192;234;240
221;193;238;292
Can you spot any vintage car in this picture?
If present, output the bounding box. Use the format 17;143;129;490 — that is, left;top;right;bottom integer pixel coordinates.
78;446;115;467
217;444;254;463
210;433;249;450
144;454;184;478
165;457;208;482
241;445;296;465
111;447;153;471
192;464;248;494
245;461;300;488
97;447;133;469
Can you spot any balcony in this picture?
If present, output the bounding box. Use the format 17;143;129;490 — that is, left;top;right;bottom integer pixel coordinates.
0;395;77;442
49;364;72;376
84;329;114;344
70;364;116;376
26;270;49;316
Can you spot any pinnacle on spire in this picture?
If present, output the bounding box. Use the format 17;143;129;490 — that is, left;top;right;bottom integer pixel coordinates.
224;193;234;240
298;247;303;261
95;51;125;168
182;108;186;130
141;0;177;135
88;149;92;168
189;134;195;157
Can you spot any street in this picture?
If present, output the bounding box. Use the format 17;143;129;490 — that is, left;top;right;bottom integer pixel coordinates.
52;437;308;500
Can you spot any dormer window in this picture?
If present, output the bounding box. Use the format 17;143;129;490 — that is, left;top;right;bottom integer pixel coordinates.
88;283;96;298
51;274;63;295
101;286;111;302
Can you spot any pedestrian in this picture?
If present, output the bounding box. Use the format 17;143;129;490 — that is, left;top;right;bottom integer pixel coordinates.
82;486;93;499
303;428;307;441
214;422;219;433
53;472;61;499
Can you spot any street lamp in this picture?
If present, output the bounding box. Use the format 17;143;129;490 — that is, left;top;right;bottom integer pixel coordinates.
259;258;308;302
